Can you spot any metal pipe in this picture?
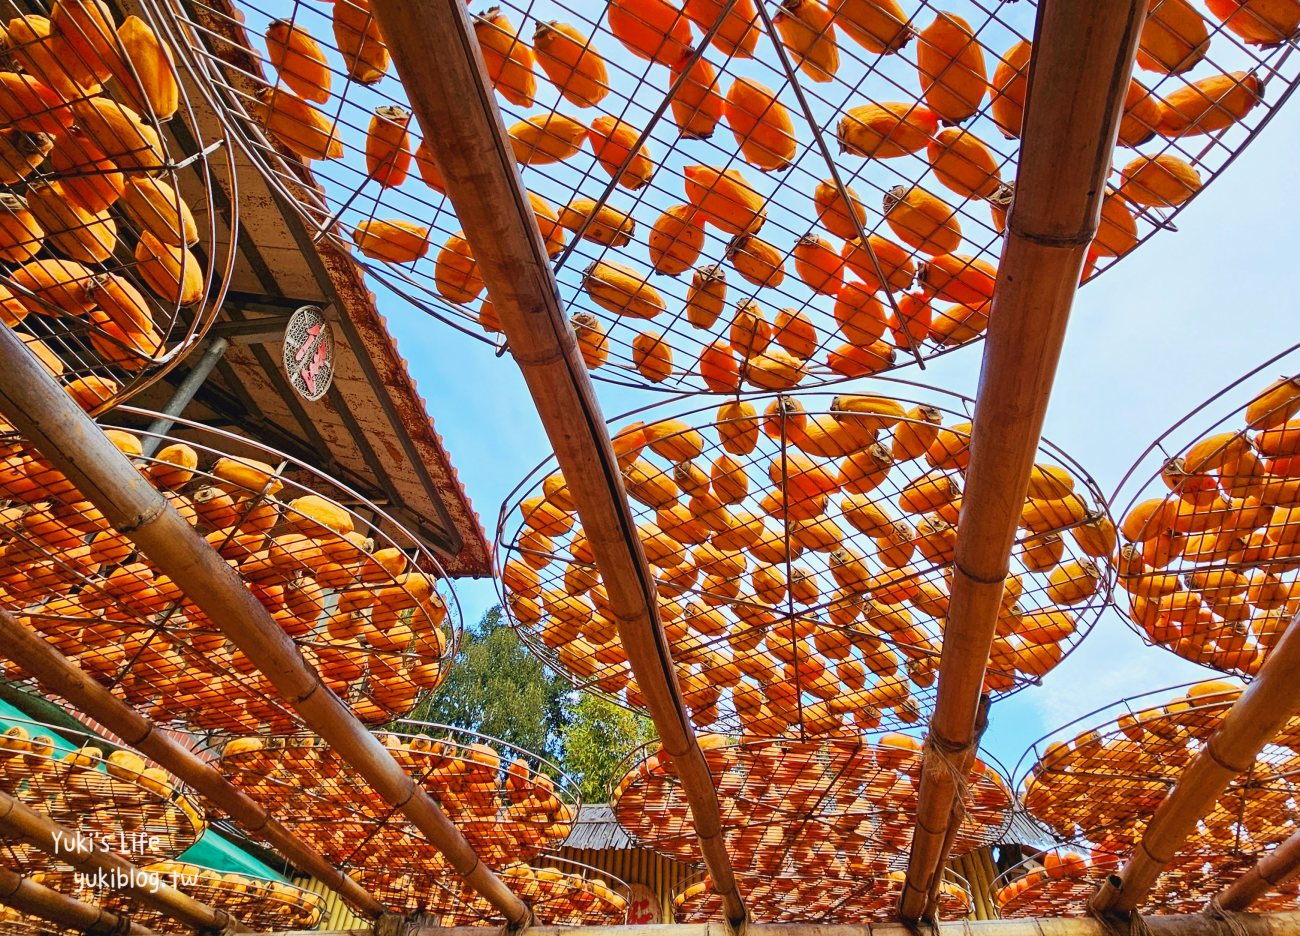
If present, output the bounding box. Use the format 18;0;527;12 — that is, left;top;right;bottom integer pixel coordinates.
0;863;157;936
0;609;386;919
1092;609;1300;914
899;0;1147;920
141;336;230;457
0;326;530;927
0;790;244;932
1213;827;1300;912
365;0;745;925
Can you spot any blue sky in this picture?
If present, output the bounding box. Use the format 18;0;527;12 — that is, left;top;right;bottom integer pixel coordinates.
381;95;1300;778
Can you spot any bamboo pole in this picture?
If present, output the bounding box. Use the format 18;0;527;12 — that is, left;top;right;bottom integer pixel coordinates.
898;0;1146;921
0;864;158;936
1214;827;1300;911
364;0;745;926
0;334;529;928
1091;610;1300;914
392;912;1300;936
0;790;244;932
0;609;386;920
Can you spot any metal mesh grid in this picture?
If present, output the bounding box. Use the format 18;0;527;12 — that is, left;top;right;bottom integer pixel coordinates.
1015;681;1300;910
496;384;1114;736
29;863;325;933
673;865;971;923
0;0;237;417
352;855;631;926
610;734;1012;876
0;407;462;734
155;0;1299;392
0;714;204;876
992;846;1300;918
212;724;583;921
1112;342;1300;680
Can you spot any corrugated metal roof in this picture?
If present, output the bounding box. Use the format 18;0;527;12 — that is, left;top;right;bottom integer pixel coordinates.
995;808;1061;850
564;806;638;851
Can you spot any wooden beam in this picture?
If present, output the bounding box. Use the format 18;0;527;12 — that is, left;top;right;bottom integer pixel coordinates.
366;0;746;926
1092;610;1300;913
0;790;245;933
380;912;1300;936
0;326;530;928
899;0;1147;920
0;608;387;920
1213;827;1300;912
0;864;157;936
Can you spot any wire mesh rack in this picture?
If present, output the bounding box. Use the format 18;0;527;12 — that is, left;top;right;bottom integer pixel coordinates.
1111;342;1300;680
0;407;461;734
0;0;238;417
212;724;583;920
0;714;204;876
673;864;971;923
351;854;631;926
150;0;1300;393
991;844;1300;918
497;383;1114;736
1013;680;1300;910
610;733;1012;876
29;863;326;933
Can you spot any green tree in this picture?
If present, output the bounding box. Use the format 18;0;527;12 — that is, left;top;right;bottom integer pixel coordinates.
560;693;656;803
410;606;569;762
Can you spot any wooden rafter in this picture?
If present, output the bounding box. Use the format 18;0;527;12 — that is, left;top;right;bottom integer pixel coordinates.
365;0;746;925
899;0;1148;920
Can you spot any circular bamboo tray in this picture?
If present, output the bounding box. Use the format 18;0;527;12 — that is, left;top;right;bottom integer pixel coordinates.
674;866;972;924
992;846;1300;917
351;855;630;925
0;408;461;733
498;386;1113;735
0;0;237;418
31;863;326;933
1016;681;1300;897
214;724;580;874
1113;343;1300;679
611;734;1011;876
0;715;204;874
155;0;1299;393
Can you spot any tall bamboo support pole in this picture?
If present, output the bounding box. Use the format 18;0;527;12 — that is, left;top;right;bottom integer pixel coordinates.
1214;828;1300;911
1092;610;1300;914
0;790;244;932
364;0;745;925
898;0;1147;920
395;912;1300;936
0;609;386;919
0;864;157;936
0;328;530;928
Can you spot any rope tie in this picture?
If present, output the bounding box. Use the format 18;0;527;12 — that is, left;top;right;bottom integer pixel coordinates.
1205;895;1254;936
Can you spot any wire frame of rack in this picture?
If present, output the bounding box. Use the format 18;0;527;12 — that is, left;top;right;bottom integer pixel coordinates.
352;854;631;926
0;714;204;875
673;864;972;923
1110;342;1300;680
0;0;237;417
676;868;972;925
211;723;582;911
991;845;1300;917
1014;680;1300;903
610;733;1012;877
496;384;1114;736
153;0;1299;393
0;407;461;734
29;863;326;933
